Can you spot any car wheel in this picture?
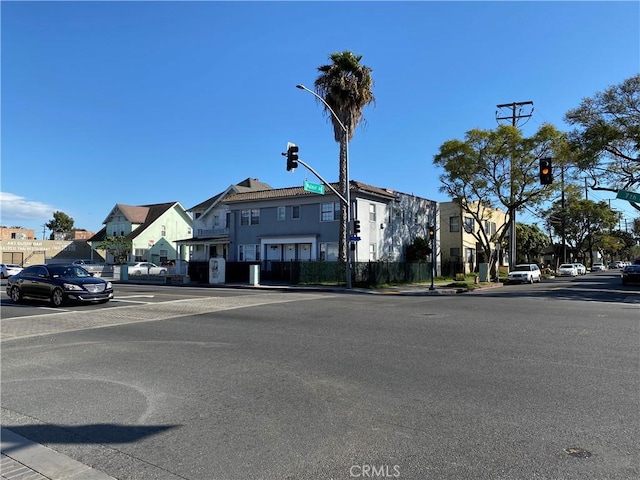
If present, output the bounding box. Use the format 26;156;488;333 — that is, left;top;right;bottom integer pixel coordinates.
10;286;22;303
133;270;142;276
159;269;167;276
50;288;65;307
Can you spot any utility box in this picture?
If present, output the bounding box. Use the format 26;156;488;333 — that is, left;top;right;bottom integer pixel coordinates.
119;264;128;281
209;258;226;284
479;263;489;282
249;264;259;286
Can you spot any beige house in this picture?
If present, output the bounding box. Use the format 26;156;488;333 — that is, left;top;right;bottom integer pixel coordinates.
440;201;507;276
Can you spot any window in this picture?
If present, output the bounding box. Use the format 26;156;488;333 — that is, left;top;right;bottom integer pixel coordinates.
159;249;168;263
465;247;475;263
319;242;339;261
161;225;167;236
277;206;286;221
483;221;497;236
464;217;475;234
134;248;146;262
292;205;300;220
369;204;377;222
449;216;460;232
214;215;219;226
238;244;260;261
241;209;260;226
369;243;377;261
321;202;340;222
450;247;461;258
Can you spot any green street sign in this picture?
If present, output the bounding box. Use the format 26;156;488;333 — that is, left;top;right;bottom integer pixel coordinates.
616;190;640;203
303;180;325;195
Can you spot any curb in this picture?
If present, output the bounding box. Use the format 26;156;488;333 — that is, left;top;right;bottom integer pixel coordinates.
1;428;117;480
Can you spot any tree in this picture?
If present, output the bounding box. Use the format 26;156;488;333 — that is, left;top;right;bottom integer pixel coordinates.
406;236;432;262
45;211;74;239
545;196;620;263
313;51;375;263
565;74;640;211
433;123;567;275
97;236;131;265
516;223;549;263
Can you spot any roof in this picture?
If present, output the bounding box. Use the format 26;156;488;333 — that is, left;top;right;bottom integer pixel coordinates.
188;178;273;211
92;201;187;241
222;180;399;204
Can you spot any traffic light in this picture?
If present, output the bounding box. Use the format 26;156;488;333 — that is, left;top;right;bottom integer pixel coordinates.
353;219;361;235
540;157;553;185
428;226;435;240
286;144;299;171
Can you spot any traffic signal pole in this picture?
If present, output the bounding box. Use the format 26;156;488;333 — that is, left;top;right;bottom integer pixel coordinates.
496;101;534;270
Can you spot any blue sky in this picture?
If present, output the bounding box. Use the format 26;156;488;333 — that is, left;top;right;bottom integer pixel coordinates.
2;0;639;238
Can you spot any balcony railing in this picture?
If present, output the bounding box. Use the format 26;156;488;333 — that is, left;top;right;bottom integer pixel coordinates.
196;227;229;237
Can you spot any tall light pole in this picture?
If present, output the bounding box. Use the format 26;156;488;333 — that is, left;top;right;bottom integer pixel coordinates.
296;84;352;289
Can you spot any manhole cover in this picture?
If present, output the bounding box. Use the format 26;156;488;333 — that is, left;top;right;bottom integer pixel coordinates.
564;447;592;458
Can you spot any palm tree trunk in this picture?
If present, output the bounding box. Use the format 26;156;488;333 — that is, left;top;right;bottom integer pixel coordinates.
338;138;348;263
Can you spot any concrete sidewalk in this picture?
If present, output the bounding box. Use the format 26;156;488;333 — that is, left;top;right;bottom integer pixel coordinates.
1;428;116;480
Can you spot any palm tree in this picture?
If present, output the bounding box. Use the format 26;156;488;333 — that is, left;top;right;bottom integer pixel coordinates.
314;51;375;263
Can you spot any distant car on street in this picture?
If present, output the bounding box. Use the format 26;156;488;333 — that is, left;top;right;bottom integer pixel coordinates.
573;263;587;275
72;259;100;266
621;264;640;285
557;264;578;277
0;263;23;279
608;261;623;269
128;262;167;276
7;264;113;307
506;264;541;284
591;263;606;271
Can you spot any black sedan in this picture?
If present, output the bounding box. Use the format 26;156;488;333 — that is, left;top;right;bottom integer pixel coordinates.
7;264;114;307
621;264;640;285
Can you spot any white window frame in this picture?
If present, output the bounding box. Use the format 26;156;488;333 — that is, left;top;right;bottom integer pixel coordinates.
369;204;377;222
319;242;339;261
277;206;286;221
321;202;340;222
241;209;260;226
238;244;261;261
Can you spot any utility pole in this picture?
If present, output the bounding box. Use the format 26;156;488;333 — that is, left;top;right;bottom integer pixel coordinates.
496;101;534;270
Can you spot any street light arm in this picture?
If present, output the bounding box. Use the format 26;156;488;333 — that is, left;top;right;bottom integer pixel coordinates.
296;84;347;134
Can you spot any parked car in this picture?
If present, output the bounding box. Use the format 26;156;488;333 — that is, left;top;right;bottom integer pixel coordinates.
621;264;640;285
573;263;587;275
557;264;578;277
0;263;23;279
591;263;606;271
128;262;167;276
72;259;100;266
7;264;114;307
506;264;542;284
608;261;623;269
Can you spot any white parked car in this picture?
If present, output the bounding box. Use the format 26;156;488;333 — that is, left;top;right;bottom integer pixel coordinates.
1;263;23;279
128;262;167;276
591;263;606;271
506;264;541;284
557;264;578;277
573;263;587;275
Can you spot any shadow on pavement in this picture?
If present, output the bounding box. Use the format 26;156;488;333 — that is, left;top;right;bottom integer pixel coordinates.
2;423;177;453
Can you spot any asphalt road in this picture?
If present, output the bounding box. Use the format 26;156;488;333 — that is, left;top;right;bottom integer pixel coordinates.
1;272;638;480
